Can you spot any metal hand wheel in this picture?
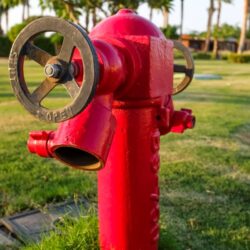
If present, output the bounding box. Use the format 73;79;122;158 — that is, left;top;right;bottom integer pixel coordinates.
173;41;194;95
9;17;99;122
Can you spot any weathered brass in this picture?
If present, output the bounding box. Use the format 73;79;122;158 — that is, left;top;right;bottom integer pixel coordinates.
9;17;99;122
173;40;194;95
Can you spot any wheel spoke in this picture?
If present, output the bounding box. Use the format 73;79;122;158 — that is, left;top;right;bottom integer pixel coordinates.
30;78;57;104
25;42;52;66
58;37;75;63
174;64;186;73
174;64;193;78
64;79;80;98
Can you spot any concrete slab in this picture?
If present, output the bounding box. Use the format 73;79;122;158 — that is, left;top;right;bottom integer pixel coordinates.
0;199;88;245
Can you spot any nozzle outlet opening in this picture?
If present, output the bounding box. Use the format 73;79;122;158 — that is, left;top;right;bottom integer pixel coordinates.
54;146;102;170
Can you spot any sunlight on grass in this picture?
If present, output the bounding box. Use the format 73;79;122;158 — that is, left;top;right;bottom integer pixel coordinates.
0;58;249;249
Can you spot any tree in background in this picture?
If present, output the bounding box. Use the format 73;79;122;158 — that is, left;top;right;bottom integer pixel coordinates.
248;0;250;31
180;0;184;37
0;1;10;32
39;0;84;24
161;25;179;39
39;0;107;31
19;0;30;21
82;0;106;31
213;0;232;58
247;2;250;39
0;5;4;34
107;0;142;15
0;0;21;32
219;23;240;38
147;0;173;28
204;0;215;52
238;0;249;53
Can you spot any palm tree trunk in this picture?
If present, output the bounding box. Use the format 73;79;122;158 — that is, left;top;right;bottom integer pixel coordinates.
26;0;30;18
0;14;3;35
64;2;79;24
22;3;25;21
149;7;153;21
92;7;97;26
162;7;169;28
5;9;8;32
85;8;90;32
213;0;222;58
180;0;184;37
238;0;249;53
204;0;215;52
248;2;250;30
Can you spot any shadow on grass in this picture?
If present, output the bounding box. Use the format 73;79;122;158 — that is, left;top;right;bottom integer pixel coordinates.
0;92;70;99
159;228;181;250
175;92;250;105
0;93;14;98
231;123;250;146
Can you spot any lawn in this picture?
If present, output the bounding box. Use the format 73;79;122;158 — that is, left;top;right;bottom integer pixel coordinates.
0;58;249;250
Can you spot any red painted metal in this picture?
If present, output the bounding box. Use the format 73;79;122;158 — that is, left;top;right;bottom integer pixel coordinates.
98;103;161;249
27;9;195;249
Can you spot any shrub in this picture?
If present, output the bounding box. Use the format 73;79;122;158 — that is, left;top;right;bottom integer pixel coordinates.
173;48;184;59
228;53;250;63
161;25;179;40
0;36;12;57
219;50;232;60
7;16;41;43
50;33;63;54
34;35;55;55
7;16;55;55
192;52;212;60
7;23;26;43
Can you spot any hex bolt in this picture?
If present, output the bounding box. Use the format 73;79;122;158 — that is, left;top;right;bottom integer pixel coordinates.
44;64;62;78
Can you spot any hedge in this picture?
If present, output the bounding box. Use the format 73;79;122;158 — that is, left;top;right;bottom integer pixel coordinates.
192;52;212;60
228;53;250;63
34;36;56;55
0;36;12;57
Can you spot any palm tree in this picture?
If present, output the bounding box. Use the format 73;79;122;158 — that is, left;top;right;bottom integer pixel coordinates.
204;0;215;52
248;1;250;31
39;0;106;31
0;5;4;35
238;0;249;53
1;4;10;32
180;0;184;37
0;0;19;32
248;2;250;31
213;0;232;58
107;0;141;15
20;0;29;21
39;0;82;24
147;0;174;28
149;5;153;21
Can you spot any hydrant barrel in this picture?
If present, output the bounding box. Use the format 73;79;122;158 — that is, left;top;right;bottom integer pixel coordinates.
98;102;160;249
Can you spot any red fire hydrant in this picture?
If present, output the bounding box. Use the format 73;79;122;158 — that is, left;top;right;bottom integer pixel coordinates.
9;9;195;249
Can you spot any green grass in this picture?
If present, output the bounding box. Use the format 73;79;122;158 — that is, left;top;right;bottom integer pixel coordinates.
0;59;97;217
0;58;250;249
24;209;99;250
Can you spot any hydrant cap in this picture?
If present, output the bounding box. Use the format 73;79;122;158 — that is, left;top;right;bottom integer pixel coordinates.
90;9;165;39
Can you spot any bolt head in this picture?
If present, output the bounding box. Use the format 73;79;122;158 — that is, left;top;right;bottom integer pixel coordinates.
44;64;61;78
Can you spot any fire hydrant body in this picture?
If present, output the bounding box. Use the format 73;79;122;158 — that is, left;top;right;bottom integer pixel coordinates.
9;9;195;250
91;11;172;249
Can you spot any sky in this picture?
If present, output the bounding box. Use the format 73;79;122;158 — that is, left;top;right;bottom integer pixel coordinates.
2;0;244;34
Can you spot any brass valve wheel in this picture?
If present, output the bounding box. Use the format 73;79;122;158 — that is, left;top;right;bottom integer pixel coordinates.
9;17;99;122
173;41;194;95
